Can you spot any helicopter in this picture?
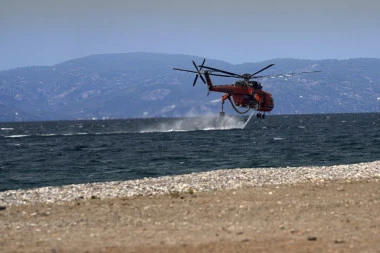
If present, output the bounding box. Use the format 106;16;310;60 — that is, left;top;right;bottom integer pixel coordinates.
173;59;320;118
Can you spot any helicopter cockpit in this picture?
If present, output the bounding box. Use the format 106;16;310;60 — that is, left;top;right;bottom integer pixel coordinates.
249;81;263;89
234;80;263;89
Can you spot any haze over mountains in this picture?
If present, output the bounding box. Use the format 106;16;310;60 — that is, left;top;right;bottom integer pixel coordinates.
0;53;379;122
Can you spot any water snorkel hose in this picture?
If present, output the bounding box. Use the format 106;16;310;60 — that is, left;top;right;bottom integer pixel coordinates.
227;97;251;114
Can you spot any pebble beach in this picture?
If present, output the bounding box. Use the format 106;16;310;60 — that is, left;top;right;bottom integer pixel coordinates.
1;161;379;206
1;160;380;253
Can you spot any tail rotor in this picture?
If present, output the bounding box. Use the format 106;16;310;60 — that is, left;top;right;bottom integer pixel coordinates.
173;58;206;87
192;59;206;86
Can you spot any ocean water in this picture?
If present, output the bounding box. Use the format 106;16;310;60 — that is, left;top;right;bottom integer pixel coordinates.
0;113;379;192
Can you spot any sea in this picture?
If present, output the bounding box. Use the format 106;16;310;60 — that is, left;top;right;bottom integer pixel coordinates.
0;113;379;192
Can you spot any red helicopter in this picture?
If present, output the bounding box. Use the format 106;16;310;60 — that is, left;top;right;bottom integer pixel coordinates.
173;59;320;118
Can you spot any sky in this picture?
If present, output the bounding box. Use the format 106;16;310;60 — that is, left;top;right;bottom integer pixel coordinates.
1;0;379;70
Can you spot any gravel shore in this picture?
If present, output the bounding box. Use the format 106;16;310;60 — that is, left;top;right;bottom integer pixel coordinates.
1;161;379;206
1;161;380;253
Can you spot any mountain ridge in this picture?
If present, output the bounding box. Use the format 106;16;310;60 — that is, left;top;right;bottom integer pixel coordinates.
0;53;379;122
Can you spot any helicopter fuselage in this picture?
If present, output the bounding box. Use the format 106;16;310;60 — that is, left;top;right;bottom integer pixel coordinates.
204;71;274;112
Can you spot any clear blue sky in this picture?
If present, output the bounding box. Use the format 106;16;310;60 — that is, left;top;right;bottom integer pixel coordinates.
1;0;379;70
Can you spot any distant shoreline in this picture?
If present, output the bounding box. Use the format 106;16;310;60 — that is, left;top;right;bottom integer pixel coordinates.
1;111;379;124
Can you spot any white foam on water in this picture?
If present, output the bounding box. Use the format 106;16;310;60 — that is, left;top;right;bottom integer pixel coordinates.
5;135;30;138
139;114;248;133
40;134;57;137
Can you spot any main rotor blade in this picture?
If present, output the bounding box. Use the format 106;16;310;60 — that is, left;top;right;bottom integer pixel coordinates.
254;70;322;79
173;67;234;78
173;68;198;74
250;64;275;78
200;65;240;77
207;73;238;77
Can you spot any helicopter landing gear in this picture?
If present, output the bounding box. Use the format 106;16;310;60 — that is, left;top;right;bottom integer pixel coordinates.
256;112;265;119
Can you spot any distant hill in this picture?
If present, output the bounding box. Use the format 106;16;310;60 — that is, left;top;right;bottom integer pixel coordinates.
0;52;379;122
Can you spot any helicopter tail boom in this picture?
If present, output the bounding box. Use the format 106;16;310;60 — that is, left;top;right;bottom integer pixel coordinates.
203;71;214;91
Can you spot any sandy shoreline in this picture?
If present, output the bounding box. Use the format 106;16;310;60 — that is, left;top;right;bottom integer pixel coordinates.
1;161;379;253
1;161;379;206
